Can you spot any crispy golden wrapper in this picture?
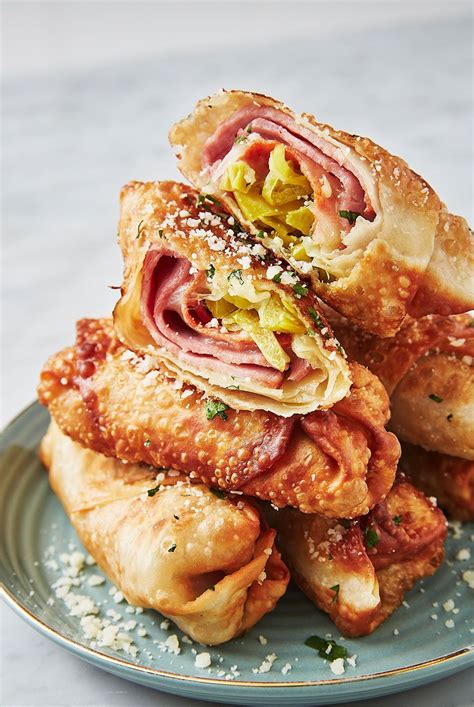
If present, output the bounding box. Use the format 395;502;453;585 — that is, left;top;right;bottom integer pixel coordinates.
401;442;474;521
40;422;289;645
38;318;400;518
264;477;447;636
170;90;473;337
329;311;474;459
113;180;351;417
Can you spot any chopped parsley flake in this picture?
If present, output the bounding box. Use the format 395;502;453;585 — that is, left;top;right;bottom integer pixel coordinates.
144;439;151;447
205;400;230;421
228;269;244;284
272;272;282;283
338;210;362;225
147;485;161;497
304;635;348;662
206;263;216;279
234;125;253;143
429;393;443;403
330;584;340;603
210;488;227;499
293;283;308;297
167;543;177;553
341;519;351;529
256;230;265;238
197;193;221;207
365;528;379;548
393;515;402;526
308;307;324;329
158;229;163;238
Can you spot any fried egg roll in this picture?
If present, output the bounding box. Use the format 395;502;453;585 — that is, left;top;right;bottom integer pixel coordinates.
401;442;474;521
329;312;474;459
264;477;447;636
40;421;289;645
114;180;350;417
170;90;473;337
38;318;399;518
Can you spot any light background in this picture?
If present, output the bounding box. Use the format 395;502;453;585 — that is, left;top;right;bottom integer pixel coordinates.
1;1;473;705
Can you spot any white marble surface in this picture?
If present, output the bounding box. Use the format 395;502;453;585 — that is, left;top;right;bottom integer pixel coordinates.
1;2;473;706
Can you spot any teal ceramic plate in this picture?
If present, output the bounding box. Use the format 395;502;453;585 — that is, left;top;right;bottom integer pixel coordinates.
1;403;473;705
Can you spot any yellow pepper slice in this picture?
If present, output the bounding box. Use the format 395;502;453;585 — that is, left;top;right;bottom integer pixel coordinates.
268;144;310;187
258;295;306;334
220;161;256;193
286;206;314;236
222;309;290;371
206;299;236;319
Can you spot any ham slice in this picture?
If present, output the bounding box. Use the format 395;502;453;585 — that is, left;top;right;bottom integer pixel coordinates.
140;247;285;388
202;105;370;216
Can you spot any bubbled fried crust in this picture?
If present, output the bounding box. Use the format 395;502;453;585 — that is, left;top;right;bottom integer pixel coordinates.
41;422;289;646
169;90;473;337
265;478;447;637
401;443;474;522
38;318;399;518
328;311;474;459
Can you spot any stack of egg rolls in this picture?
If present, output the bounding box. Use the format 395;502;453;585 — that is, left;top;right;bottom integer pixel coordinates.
38;90;473;644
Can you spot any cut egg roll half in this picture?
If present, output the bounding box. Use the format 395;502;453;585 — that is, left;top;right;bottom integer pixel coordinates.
113;180;350;417
170;90;473;337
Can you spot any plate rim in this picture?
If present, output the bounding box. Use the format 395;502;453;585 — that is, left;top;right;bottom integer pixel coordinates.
1;400;473;693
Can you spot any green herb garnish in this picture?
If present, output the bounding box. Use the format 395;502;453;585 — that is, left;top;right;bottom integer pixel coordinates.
147;485;161;497
206;263;216;279
429;393;443;403
144;439;151;447
228;269;244;284
338;210;361;225
304;635;348;661
205;400;230;421
256;230;265;238
308;307;324;330
330;584;340;604
365;528;379;548
210;488;227;499
167;543;177;553
340;519;351;529
234;125;253;144
393;515;402;526
293;283;308;297
158;229;163;238
197;193;221;207
272;272;282;283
